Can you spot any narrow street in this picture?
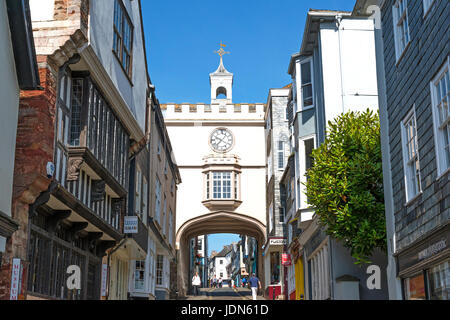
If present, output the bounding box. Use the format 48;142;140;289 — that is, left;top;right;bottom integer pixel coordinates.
186;287;265;301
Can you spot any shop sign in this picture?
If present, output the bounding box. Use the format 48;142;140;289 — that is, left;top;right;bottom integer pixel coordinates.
269;238;286;246
10;258;21;300
124;216;138;234
418;239;447;261
282;253;292;266
398;228;450;273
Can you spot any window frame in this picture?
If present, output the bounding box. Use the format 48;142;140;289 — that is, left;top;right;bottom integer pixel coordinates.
401;107;422;203
277;141;285;170
113;0;134;80
299;135;316;209
430;57;450;179
422;0;436;18
299;58;314;111
392;0;411;63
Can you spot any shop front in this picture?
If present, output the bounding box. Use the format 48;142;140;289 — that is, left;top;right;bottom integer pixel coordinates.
264;237;285;300
397;225;449;300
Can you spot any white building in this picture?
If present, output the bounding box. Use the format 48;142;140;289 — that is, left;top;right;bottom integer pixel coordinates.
285;9;388;300
161;48;267;296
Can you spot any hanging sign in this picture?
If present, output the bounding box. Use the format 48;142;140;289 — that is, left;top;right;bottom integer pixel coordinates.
282;253;292;266
124;216;138;234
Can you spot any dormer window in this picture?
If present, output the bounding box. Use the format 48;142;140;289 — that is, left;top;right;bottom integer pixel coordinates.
113;0;133;78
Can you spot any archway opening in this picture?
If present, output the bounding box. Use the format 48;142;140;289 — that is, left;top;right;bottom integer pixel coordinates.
216;86;227;99
175;212;266;298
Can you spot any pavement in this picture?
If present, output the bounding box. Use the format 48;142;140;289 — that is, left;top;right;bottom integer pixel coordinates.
185;287;266;300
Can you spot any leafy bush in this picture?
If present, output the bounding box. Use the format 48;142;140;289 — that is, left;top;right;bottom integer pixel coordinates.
304;110;386;264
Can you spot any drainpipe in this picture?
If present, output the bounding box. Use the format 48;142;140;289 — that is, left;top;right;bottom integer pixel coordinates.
105;237;128;300
336;14;346;113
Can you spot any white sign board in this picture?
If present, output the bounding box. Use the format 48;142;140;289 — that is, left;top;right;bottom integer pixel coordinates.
101;264;108;297
10;258;21;300
124;216;138;234
269;238;287;246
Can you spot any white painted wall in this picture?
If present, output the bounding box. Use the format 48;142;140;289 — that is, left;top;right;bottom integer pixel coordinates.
89;0;148;132
29;0;54;21
0;2;20;219
320;18;379;126
165;121;266;232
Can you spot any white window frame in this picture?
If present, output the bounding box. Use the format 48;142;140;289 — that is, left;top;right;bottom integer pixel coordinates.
422;0;435;18
401;107;422;203
392;0;411;62
298;58;314;111
132;260;147;293
430;57;450;178
209;171;232;200
299;135;316;210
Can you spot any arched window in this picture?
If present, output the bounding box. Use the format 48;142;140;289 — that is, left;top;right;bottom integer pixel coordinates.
216;87;227;99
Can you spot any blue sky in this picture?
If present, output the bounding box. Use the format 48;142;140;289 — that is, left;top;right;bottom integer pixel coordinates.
207;234;241;256
141;0;356;104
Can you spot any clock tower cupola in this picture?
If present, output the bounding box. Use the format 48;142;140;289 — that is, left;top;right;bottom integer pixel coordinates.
210;42;233;104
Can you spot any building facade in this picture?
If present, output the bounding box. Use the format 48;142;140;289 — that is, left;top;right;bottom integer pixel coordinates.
161;51;267;297
264;87;290;299
0;0;180;301
283;9;388;300
0;0;40;274
354;0;449;300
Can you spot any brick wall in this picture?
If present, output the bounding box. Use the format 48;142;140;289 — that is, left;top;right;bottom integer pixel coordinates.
381;0;450;251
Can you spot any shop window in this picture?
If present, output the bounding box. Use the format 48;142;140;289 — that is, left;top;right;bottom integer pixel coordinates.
428;260;450;300
270;252;280;285
405;273;426;300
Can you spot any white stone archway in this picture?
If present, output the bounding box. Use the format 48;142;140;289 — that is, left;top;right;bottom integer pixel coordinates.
175;211;266;297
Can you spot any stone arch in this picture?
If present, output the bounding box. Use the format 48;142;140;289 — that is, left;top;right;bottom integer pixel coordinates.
215;86;227;99
175;211;266;297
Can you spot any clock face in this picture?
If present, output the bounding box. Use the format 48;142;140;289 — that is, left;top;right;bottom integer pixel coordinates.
210;128;234;153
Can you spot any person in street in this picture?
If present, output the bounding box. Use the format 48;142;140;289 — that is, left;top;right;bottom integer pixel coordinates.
192;272;201;296
218;277;223;288
242;276;247;288
248;273;262;301
213;276;217;288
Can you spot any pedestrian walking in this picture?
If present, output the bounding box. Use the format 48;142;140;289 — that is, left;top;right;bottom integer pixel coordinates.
218;277;223;288
248;273;262;301
213;276;217;288
192;272;201;296
242;277;247;288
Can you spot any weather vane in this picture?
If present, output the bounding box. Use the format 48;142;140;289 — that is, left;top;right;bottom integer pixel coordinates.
215;41;230;58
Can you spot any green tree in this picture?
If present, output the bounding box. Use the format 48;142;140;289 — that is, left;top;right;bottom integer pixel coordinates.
305;110;386;264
